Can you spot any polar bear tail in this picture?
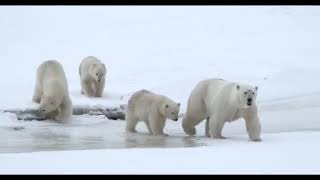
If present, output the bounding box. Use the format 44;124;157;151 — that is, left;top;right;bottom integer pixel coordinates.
182;119;196;135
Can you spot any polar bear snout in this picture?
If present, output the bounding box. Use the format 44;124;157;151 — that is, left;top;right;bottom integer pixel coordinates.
247;98;253;106
168;112;179;121
96;76;104;83
38;108;47;116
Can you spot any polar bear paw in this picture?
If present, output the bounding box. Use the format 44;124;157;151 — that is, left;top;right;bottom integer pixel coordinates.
250;137;262;142
126;129;138;133
154;133;169;137
211;135;227;139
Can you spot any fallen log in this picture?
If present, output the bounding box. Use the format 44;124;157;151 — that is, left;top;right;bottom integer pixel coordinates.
3;104;127;121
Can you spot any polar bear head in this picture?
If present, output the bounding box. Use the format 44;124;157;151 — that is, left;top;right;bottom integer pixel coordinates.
236;84;258;109
90;63;106;83
161;99;180;121
39;96;61;115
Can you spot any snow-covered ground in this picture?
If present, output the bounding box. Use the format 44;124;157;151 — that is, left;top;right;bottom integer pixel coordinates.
1;6;320;174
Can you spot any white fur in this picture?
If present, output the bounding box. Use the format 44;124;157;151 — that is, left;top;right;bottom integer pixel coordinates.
32;60;73;122
182;78;261;141
79;56;106;97
126;90;180;136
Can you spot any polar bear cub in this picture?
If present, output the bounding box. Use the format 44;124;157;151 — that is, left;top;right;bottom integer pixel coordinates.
182;78;261;141
79;56;106;97
126;90;180;136
32;60;73;122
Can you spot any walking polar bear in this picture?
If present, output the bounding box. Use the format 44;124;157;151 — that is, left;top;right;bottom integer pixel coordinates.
182;78;261;141
32;60;73;122
126;90;180;136
79;56;106;97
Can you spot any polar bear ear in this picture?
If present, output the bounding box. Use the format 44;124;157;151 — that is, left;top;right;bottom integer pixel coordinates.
237;85;240;90
177;103;180;107
255;86;258;91
165;104;169;108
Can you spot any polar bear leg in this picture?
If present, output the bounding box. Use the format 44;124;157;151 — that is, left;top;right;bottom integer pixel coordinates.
81;80;95;97
126;111;138;133
149;115;167;136
95;80;105;97
205;117;210;137
160;120;167;135
182;117;196;136
32;84;42;103
144;120;152;134
182;114;206;136
183;94;207;136
126;119;138;133
244;115;261;142
209;116;226;139
56;98;73;122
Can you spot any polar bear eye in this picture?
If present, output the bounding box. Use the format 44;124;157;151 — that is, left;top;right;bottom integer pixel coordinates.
96;74;98;76
171;112;175;115
244;92;247;94
50;102;54;105
252;92;255;95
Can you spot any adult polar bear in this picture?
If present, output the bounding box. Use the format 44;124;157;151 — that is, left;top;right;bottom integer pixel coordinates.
32;60;73;122
182;78;261;141
79;56;106;97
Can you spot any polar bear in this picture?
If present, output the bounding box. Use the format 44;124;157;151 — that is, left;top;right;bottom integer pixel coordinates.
126;90;180;136
182;78;261;141
79;56;106;97
32;60;73;122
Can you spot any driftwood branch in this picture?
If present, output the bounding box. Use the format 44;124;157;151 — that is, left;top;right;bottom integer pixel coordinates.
3;105;127;121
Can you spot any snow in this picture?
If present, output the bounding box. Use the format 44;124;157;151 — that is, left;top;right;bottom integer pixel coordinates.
1;6;320;174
